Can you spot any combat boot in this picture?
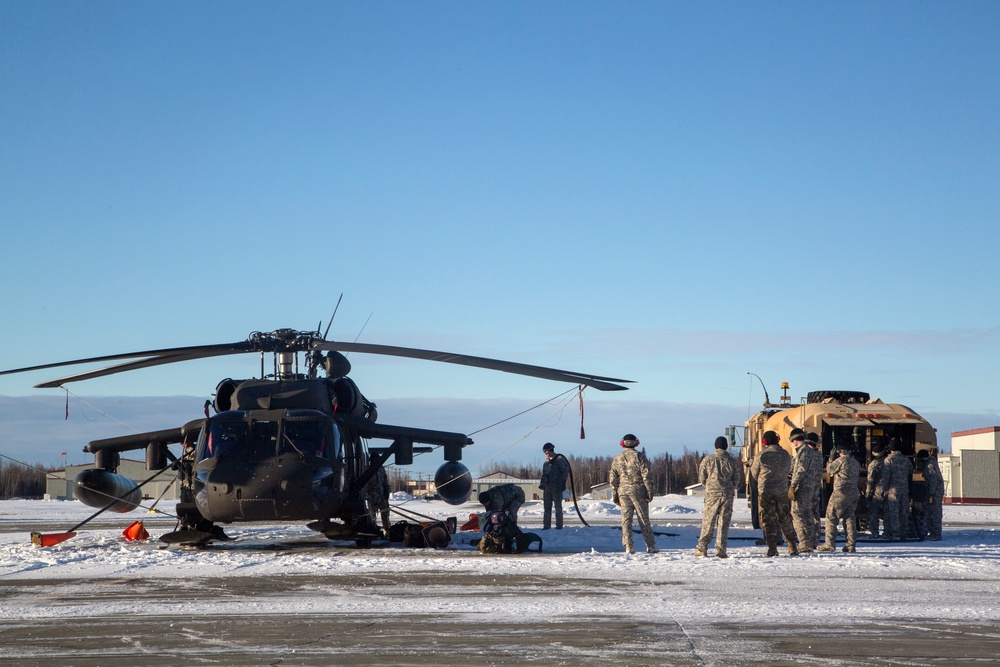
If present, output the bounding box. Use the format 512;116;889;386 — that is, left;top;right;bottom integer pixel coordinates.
693;548;707;557
816;544;835;552
647;546;659;554
765;546;778;557
716;551;728;559
788;544;799;556
842;545;856;553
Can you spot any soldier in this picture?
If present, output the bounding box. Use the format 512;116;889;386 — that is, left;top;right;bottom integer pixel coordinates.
750;430;799;557
789;428;823;553
920;450;944;541
365;455;392;535
539;442;570;530
911;455;929;540
865;448;889;538
693;436;741;558
883;439;914;540
806;432;823;540
609;433;658;554
817;446;861;552
478;483;525;525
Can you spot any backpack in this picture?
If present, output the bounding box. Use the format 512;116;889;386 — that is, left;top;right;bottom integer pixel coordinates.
402;523;426;548
388;521;410;543
477;511;542;554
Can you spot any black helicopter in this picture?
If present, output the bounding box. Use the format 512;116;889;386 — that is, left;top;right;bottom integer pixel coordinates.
0;326;631;547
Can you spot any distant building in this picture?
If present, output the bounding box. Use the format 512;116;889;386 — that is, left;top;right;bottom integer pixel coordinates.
685;483;705;497
940;427;1000;504
471;471;542;502
590;482;612;501
45;459;180;502
406;477;437;497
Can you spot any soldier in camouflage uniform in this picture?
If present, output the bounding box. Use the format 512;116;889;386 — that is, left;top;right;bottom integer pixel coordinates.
694;436;741;558
920;450;944;541
540;442;571;530
806;432;823;541
910;456;929;540
479;483;525;525
609;433;658;554
789;429;823;553
817;447;861;552
883;439;914;540
750;430;799;557
865;448;888;538
364;457;392;535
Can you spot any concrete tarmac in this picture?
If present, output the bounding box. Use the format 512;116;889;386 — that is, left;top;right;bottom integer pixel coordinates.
2;574;998;666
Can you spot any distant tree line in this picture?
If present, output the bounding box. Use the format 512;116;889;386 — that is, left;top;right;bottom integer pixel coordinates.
460;448;723;497
0;461;51;499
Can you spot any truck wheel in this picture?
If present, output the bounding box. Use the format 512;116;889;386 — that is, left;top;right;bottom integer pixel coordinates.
807;390;871;404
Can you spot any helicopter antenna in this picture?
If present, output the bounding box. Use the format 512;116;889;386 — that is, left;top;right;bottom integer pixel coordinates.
305;294;346;378
323;293;344;340
343;312;374;357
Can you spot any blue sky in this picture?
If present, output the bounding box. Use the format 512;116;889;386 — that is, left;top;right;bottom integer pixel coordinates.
2;3;999;470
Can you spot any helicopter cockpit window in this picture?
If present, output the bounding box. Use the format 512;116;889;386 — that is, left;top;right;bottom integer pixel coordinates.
250;420;279;459
203;421;247;460
280;421;329;457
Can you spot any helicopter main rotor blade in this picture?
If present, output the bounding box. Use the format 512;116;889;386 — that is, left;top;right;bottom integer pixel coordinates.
30;350;250;389
0;328;634;391
312;341;633;391
0;342;254;380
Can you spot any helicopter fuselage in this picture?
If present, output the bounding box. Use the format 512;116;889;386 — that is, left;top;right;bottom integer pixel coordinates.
192;408;354;523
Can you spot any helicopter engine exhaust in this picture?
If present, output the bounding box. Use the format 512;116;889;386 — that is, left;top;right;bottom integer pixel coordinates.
73;469;142;512
434;461;472;505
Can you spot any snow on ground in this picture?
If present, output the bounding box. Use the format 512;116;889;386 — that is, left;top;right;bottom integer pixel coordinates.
1;495;999;626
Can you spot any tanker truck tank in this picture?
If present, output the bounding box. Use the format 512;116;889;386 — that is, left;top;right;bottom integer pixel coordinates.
738;383;937;531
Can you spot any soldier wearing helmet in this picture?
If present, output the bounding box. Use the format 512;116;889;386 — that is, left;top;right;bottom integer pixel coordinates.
609;434;658;554
805;431;823;538
479;483;525;525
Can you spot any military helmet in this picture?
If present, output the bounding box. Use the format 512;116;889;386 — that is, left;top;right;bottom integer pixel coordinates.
542;442;555;452
804;432;819;446
789;428;806;442
620;434;639;448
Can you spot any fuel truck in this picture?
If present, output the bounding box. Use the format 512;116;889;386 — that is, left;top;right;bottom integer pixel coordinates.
736;383;937;530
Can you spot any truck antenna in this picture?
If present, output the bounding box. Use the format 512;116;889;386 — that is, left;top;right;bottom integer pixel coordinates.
747;372;772;407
